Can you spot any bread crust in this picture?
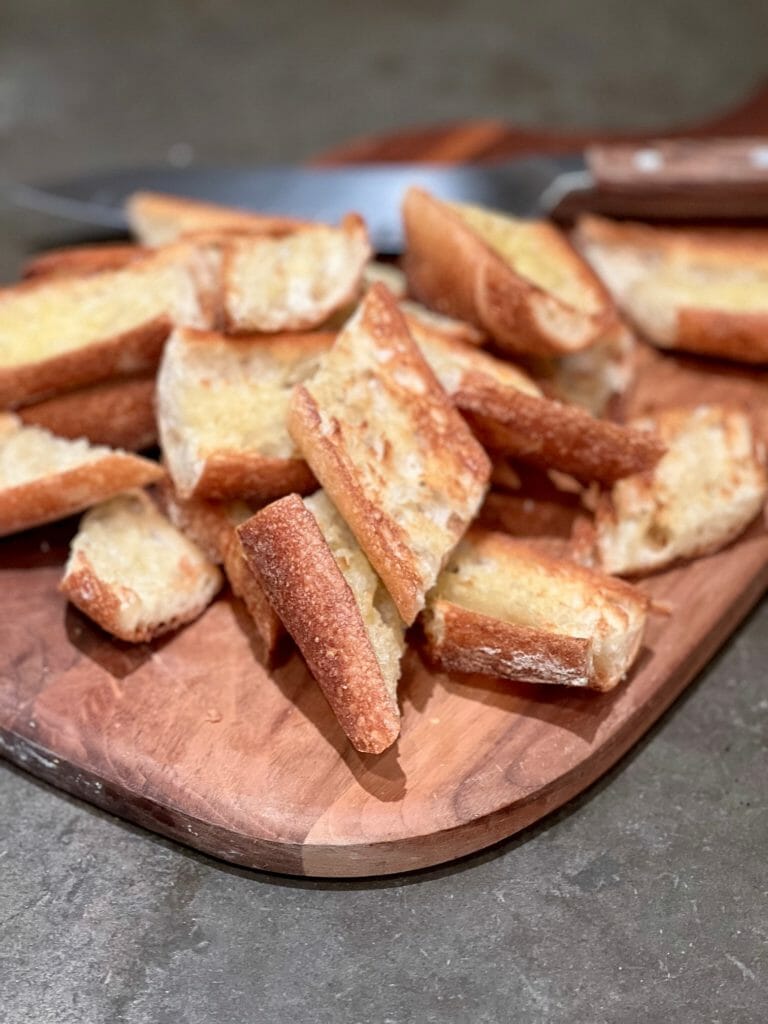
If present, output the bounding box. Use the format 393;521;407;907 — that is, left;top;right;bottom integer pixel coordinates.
238;495;401;754
456;377;666;484
221;529;284;665
424;600;594;687
0;315;171;409
288;284;491;625
403;188;614;356
19;374;157;451
22;244;145;280
0;452;163;537
190;452;316;503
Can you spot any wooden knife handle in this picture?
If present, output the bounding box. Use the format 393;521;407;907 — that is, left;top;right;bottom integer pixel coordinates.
580;138;768;218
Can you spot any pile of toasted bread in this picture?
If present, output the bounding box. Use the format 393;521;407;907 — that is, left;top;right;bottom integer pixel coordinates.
2;189;766;754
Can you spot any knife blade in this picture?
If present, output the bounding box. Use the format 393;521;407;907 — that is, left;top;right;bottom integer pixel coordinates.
5;139;768;253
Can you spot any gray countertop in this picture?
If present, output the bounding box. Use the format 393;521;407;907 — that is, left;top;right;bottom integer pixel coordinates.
2;3;767;1021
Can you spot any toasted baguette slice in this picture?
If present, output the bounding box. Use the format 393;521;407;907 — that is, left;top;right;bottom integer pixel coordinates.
60;491;221;643
423;530;648;691
590;405;767;576
289;284;491;625
414;330;665;484
126;191;308;247
221;214;371;333
0;246;209;408
238;491;405;754
403;187;615;357
0;414;163;537
22;243;145;280
157;327;333;501
19;374;157;451
575;215;768;363
156;480;284;662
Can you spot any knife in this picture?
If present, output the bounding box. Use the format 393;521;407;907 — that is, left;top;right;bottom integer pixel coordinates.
5;138;768;253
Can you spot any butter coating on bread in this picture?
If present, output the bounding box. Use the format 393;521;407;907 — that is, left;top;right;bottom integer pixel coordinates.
575;215;768;363
221;214;371;333
0;246;210;408
592;405;767;575
403;187;615;357
126;191;308;247
423;529;648;691
157;327;333;501
238;492;405;754
0;413;163;537
288;284;491;625
19;374;157;451
60;490;221;643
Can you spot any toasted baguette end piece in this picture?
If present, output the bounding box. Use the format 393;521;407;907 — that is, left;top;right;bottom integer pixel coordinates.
238;492;404;754
60;491;222;643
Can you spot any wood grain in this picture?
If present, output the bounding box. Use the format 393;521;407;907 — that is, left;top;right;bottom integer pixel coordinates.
2;94;768;876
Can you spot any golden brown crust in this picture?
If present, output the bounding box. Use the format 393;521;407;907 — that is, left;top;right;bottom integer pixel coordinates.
191;452;317;503
18;375;157;451
155;481;284;661
0;315;171;409
288;284;491;625
403;188;615;356
456;378;666;484
22;244;145;280
424;600;595;688
59;553;129;637
675;308;768;363
238;495;400;754
0;453;163;537
221;530;284;666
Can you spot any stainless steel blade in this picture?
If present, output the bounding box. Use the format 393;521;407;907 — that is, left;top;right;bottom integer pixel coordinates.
1;158;584;253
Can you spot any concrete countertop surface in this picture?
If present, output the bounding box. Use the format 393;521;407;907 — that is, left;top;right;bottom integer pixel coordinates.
1;3;766;1022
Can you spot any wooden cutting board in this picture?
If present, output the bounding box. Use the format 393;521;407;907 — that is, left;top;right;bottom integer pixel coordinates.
3;87;768;877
